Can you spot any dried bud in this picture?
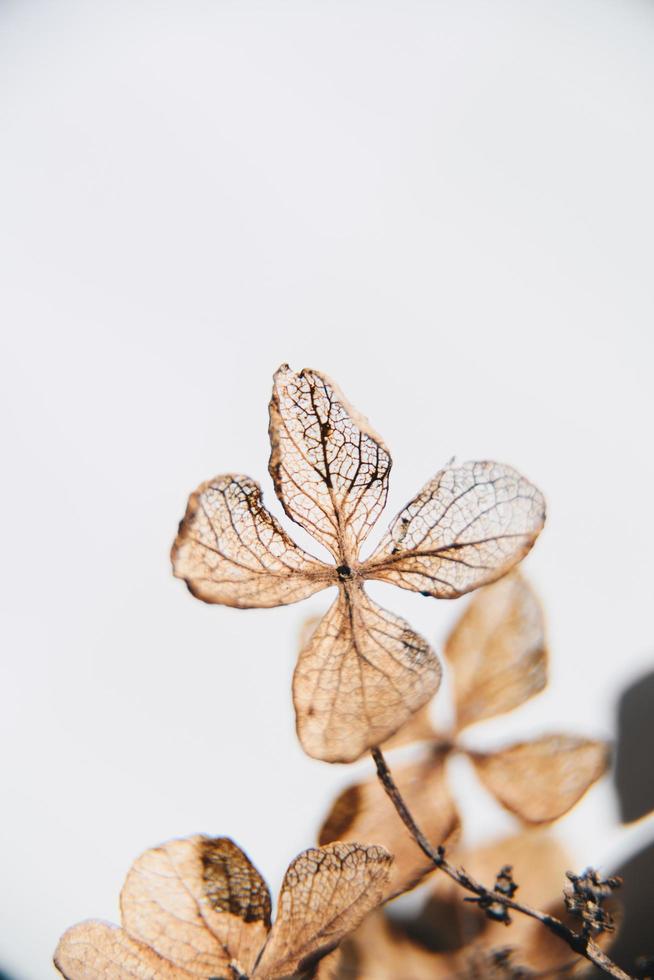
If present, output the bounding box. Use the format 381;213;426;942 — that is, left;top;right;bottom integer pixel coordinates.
564;868;621;936
464;867;519;926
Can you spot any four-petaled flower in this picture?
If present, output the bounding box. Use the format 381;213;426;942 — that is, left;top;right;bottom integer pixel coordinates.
55;835;392;980
172;365;546;762
319;573;609;899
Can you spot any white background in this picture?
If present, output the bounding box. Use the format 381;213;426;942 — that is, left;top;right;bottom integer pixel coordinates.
1;2;653;976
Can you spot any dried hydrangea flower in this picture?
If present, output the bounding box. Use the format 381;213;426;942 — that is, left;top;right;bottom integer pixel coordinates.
172;364;545;762
319;574;609;893
54;835;392;980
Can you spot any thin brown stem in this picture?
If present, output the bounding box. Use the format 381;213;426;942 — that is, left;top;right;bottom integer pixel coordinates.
371;747;633;980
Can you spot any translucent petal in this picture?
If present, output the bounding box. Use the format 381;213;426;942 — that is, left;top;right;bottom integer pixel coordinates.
172;474;333;608
365;461;545;598
254;842;392;979
445;573;547;731
470;735;610;822
54;921;196;980
269;365;391;563
120;836;270;977
293;582;441;763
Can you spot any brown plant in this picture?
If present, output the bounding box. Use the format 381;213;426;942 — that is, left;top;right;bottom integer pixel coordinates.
319;573;609;897
54;835;392;980
172;364;545;762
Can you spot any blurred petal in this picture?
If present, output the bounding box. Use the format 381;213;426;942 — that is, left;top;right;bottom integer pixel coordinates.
364;461;545;598
269;364;391;563
382;702;437;750
293;583;441;762
445;573;547;731
172;474;332;607
254;842;392;979
470;736;610;822
319;750;460;900
120;836;270;977
337;912;456;980
54;921;195;980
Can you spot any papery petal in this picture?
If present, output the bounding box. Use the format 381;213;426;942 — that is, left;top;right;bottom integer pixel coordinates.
269;365;391;564
172;474;333;608
364;461;545;598
445;573;547;731
293;582;441;763
319;750;460;900
381;702;437;750
470;735;610;823
336;912;456;980
54;921;195;980
120;836;270;977
253;842;392;979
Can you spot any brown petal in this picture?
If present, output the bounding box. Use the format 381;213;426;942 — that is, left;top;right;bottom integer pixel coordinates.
293;582;441;763
172;474;333;607
470;736;610;823
54;921;196;979
381;702;437;750
445;573;547;731
364;461;545;598
337;912;456;980
253;842;392;979
319;751;460;901
269;365;391;565
120;836;271;977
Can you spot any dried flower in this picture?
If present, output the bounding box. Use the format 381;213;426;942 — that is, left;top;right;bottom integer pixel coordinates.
172;364;545;762
319;574;609;894
54;835;392;980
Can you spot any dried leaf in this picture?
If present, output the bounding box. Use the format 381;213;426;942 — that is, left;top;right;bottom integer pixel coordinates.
54;921;195;980
444;573;547;731
471;736;610;823
120;836;270;977
269;365;391;564
254;842;392;979
293;582;441;762
172;475;333;607
319;751;460;900
364;461;545;599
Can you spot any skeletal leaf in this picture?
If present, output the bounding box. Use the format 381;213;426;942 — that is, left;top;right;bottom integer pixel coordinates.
293;581;441;762
120;836;270;977
172;475;332;607
54;921;195;980
253;842;392;979
445;573;547;731
269;364;391;563
364;461;545;598
471;736;610;822
319;751;460;900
